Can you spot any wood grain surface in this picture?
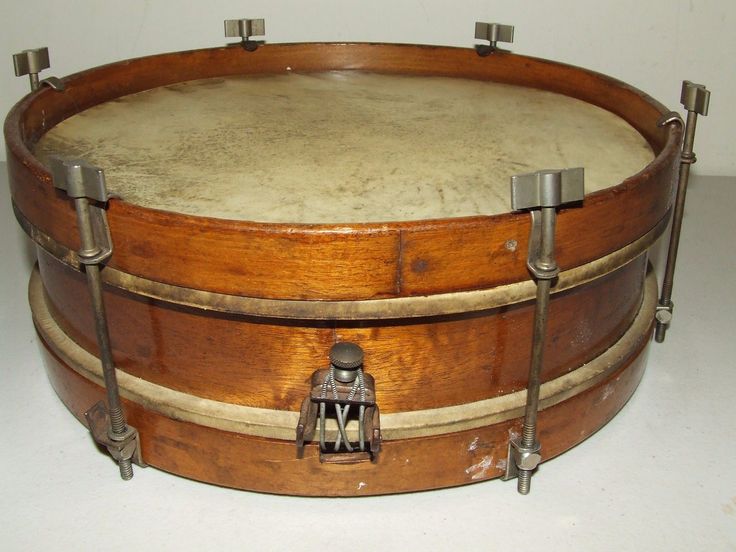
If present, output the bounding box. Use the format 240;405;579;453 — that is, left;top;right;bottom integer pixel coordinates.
6;43;680;300
38;248;646;412
38;320;651;496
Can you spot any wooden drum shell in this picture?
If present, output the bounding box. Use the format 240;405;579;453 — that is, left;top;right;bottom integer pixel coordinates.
37;248;648;413
6;42;678;495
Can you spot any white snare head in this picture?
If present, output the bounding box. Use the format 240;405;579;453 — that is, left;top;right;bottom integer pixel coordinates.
35;72;653;223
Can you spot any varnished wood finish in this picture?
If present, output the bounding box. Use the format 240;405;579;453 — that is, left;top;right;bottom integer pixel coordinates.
38;321;651;496
6;43;680;300
38;248;646;412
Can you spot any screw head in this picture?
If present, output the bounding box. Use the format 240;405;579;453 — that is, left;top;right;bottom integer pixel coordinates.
517;451;541;471
656;304;674;325
329;342;364;370
330;342;364;382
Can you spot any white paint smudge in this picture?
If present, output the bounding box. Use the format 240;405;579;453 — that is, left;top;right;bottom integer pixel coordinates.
601;384;614;401
465;455;494;480
468;437;480;452
357;482;367;490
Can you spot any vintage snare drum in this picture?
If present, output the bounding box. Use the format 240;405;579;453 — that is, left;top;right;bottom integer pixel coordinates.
6;39;683;496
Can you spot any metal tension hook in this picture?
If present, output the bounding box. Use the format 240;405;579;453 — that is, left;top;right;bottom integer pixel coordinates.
224;18;266;52
12;47;65;92
655;80;711;343
50;157;145;480
474;22;514;56
503;167;585;494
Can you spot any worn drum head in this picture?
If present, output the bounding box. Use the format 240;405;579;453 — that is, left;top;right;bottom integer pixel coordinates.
35;71;653;223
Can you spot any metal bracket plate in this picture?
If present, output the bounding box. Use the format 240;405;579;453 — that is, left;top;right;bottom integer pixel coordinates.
501;438;541;481
85;401;146;468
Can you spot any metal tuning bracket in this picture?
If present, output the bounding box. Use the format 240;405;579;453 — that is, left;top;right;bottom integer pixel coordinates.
502;167;585;494
296;342;381;464
655;81;711;343
224;18;265;51
12;47;65;92
474;22;514;56
50;157;144;480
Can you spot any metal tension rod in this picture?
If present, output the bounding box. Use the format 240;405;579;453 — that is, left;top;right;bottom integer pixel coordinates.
655;81;711;343
12;47;65;92
503;167;585;494
50;157;144;480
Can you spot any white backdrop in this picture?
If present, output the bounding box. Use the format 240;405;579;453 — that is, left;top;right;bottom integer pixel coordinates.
1;0;734;174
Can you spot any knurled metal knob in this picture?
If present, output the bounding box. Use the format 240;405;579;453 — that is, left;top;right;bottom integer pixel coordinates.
329;342;364;383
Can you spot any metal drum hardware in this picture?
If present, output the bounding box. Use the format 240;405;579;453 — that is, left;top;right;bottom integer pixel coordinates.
224;18;265;52
296;343;381;463
655;80;711;343
49;157;145;480
474;22;514;56
12;47;64;91
502;167;585;494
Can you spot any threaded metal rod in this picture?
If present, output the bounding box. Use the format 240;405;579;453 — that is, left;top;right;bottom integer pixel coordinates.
516;206;556;494
517;277;551;494
656;110;699;343
75;197;132;478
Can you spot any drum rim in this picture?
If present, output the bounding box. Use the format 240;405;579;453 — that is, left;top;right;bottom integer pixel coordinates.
5;42;677;230
5;42;682;300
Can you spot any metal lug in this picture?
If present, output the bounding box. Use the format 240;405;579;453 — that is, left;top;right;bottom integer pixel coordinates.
224;18;265;51
657;110;684;129
41;76;65;91
475;22;514;56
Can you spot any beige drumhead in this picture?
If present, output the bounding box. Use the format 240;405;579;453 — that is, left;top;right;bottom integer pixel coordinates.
35;71;653;223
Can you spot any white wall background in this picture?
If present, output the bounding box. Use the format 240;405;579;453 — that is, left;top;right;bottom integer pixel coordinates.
1;0;733;174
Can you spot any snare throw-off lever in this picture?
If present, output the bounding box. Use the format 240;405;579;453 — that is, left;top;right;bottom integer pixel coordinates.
296;342;381;463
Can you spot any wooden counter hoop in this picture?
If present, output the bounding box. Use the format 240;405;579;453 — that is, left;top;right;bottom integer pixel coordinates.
6;43;680;301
